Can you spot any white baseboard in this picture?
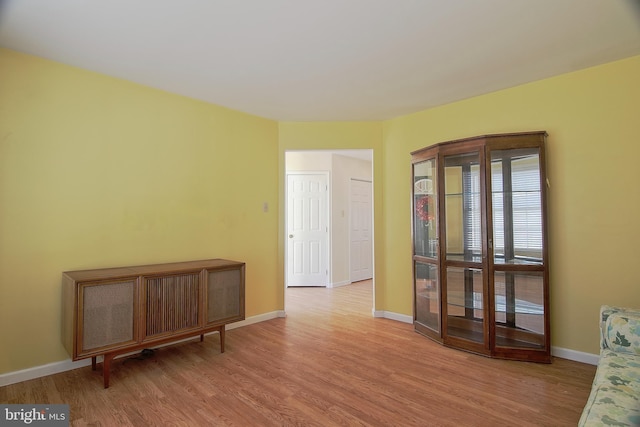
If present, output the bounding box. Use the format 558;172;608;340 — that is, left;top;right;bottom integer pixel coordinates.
551;346;598;365
0;310;286;387
226;310;286;330
0;358;95;388
327;280;351;289
373;310;413;324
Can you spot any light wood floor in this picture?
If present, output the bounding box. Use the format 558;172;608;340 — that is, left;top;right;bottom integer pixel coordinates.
1;280;596;426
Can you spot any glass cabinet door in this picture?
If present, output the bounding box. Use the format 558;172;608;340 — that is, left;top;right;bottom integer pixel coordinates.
413;159;437;259
490;148;543;265
415;261;440;333
490;147;546;351
445;266;484;343
413;157;440;336
444;152;482;263
493;270;545;349
442;150;486;347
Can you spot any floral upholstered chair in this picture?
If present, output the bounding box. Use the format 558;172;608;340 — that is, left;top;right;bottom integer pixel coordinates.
579;306;640;426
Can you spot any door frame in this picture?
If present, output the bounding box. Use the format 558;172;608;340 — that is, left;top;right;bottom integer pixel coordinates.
283;149;375;318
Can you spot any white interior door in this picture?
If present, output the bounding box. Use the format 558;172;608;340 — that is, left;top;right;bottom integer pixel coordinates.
350;179;373;282
286;173;328;287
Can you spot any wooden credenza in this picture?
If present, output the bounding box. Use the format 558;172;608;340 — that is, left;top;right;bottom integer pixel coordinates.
61;259;245;388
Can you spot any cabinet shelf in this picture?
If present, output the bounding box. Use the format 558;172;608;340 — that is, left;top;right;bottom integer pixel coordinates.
445;192;481;196
494;258;543;266
446;254;483;263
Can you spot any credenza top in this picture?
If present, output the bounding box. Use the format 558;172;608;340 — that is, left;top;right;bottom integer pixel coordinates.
63;258;245;282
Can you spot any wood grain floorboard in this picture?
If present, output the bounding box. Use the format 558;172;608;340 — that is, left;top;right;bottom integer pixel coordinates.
1;280;596;426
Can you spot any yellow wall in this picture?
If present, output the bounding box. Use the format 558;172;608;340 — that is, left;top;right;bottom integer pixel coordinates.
0;48;280;374
383;55;640;354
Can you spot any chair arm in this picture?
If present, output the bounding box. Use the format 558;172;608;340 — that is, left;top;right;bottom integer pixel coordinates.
600;305;640;355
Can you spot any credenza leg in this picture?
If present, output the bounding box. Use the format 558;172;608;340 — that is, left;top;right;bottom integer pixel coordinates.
92;356;97;371
103;353;115;389
220;325;225;353
200;334;204;342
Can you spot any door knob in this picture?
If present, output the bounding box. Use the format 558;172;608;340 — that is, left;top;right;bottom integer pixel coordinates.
289;234;294;238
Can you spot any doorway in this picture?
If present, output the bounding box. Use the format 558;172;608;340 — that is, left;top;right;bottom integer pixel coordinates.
284;150;374;302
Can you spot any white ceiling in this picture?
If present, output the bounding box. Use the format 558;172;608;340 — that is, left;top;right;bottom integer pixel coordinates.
1;1;639;121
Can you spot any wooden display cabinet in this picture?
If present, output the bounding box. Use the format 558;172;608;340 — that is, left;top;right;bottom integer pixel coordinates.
62;259;245;387
411;132;550;362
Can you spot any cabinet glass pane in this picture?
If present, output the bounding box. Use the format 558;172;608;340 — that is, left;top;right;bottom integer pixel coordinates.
491;149;543;265
415;261;439;333
446;267;483;343
444;152;482;262
413;159;437;258
494;271;545;349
